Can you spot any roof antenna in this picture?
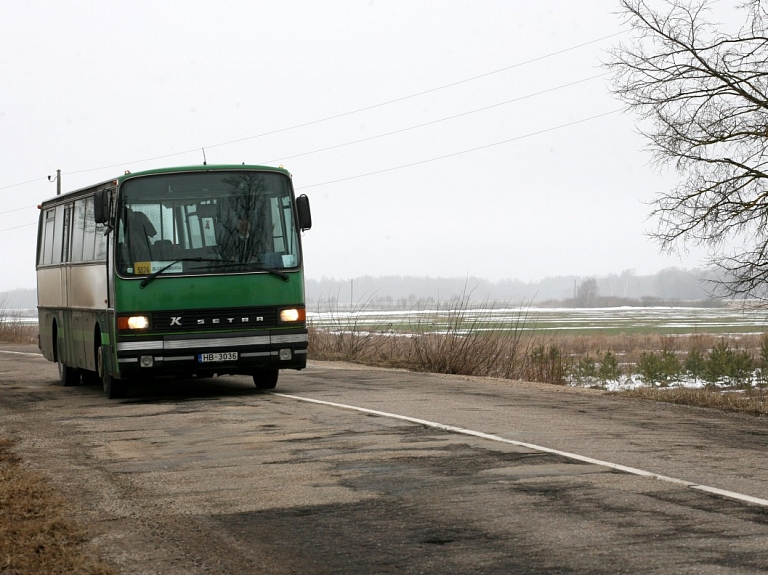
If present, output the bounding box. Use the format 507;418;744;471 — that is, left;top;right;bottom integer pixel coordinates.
202;148;207;165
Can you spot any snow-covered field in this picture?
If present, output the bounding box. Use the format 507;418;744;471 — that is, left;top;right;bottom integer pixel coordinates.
308;305;768;336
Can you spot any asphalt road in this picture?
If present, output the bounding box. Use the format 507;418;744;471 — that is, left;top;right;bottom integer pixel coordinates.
2;344;768;574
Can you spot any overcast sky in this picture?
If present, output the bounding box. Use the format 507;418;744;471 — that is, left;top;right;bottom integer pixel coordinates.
0;0;721;293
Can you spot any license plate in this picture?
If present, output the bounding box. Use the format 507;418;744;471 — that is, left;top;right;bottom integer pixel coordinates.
197;352;238;363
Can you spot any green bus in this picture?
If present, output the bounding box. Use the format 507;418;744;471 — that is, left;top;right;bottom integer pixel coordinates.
36;164;312;399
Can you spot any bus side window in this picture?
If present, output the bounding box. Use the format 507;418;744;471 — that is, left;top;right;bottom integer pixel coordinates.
40;209;56;265
51;205;66;264
82;196;96;261
61;205;71;263
94;221;107;261
71;199;86;263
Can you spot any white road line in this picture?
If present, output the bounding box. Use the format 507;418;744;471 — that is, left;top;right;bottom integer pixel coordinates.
0;350;45;358
272;392;768;509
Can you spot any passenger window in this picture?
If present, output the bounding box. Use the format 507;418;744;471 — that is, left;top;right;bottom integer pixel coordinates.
82;197;96;261
40;209;56;265
94;221;107;260
71;199;86;262
51;205;65;264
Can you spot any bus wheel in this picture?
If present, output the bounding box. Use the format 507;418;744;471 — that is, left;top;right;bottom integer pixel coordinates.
53;329;80;387
57;355;80;387
253;369;278;390
81;370;101;386
97;346;127;399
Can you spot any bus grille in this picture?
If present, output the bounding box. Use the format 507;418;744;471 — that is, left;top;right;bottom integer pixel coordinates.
152;307;278;331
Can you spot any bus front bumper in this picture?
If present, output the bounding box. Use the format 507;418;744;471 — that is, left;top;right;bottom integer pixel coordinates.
115;329;307;378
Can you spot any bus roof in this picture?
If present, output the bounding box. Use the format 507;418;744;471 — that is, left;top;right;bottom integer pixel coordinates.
39;164;291;206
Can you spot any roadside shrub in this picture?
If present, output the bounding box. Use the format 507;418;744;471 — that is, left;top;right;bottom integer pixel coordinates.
659;349;681;383
704;340;734;385
598;351;621;383
757;335;768;386
730;349;754;388
0;298;36;344
411;296;507;376
526;344;568;385
310;294;539;379
637;348;679;385
684;347;706;380
638;351;664;385
572;354;597;385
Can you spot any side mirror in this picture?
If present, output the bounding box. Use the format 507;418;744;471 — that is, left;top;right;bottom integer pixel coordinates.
296;194;312;231
94;189;113;224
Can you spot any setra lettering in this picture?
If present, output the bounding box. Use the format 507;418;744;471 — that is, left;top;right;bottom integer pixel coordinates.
169;315;269;327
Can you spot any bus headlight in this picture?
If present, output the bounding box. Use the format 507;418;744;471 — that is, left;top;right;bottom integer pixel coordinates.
279;308;305;323
118;315;150;330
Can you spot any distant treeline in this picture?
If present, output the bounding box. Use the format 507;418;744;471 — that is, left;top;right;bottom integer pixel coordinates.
307;268;724;308
1;268;724;312
0;288;36;310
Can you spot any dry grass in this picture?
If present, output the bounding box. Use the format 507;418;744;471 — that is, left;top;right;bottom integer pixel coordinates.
621;387;768;417
0;323;38;344
311;330;539;377
0;439;115;574
548;332;767;365
0;300;37;344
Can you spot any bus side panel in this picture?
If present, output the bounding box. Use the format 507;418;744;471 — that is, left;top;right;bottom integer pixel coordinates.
37;310;55;362
37;267;64;362
38;267;64;309
69;264;108;309
69;264;108;371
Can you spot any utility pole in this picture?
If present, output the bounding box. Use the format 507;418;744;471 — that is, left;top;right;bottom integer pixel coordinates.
350;279;354;309
48;169;61;195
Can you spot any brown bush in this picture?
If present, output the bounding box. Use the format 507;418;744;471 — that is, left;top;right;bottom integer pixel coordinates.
0;299;37;344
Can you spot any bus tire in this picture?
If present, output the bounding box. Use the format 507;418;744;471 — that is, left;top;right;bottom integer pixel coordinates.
253;369;278;390
103;373;127;399
53;324;80;387
57;355;80;387
81;370;101;386
97;345;127;399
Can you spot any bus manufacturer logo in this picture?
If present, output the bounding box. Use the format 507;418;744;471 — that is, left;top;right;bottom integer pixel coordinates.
194;316;264;325
170;317;182;326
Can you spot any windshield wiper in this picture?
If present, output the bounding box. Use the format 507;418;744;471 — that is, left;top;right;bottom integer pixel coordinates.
255;265;290;282
139;259;291;288
201;261;290;282
139;258;222;289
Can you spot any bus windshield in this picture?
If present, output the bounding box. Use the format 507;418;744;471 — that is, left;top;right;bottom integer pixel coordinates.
116;170;300;277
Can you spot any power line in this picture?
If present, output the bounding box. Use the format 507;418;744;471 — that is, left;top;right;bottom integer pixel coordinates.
262;74;607;165
0;31;625;192
0;205;36;216
0;177;48;192
296;109;623;190
0;107;622;233
0;222;37;234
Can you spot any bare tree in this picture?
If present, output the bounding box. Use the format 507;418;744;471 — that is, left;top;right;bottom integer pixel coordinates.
576;278;600;307
607;0;768;299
